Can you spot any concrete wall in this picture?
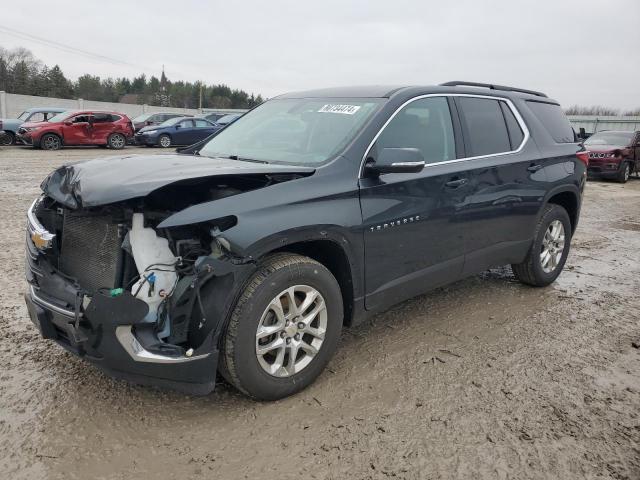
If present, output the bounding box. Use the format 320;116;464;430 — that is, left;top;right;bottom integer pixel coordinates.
0;91;245;119
567;115;640;134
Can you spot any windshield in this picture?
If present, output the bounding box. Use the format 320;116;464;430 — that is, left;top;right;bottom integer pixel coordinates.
199;98;383;165
18;111;30;120
47;111;77;123
132;113;153;123
585;131;633;146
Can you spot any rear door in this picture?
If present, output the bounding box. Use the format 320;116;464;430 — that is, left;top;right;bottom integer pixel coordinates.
359;96;467;310
90;113;118;144
61;114;93;145
193;119;217;143
453;96;546;274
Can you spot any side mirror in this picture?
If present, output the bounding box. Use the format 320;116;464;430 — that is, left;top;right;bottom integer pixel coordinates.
175;124;181;129
364;148;425;176
64;121;73;126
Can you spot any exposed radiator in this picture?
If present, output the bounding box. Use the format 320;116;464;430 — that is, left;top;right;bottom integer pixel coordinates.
59;214;122;292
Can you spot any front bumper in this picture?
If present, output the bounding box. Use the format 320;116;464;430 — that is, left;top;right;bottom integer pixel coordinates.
16;129;34;146
134;133;157;145
587;158;623;178
24;199;219;394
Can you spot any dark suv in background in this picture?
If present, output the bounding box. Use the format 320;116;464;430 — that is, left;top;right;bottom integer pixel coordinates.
24;81;586;400
131;112;186;132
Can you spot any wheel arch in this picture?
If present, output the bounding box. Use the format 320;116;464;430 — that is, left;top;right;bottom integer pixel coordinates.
543;186;580;235
271;238;355;326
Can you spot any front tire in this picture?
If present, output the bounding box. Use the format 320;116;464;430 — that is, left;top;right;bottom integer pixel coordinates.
40;133;62;150
220;253;343;400
158;134;171;148
512;204;572;287
107;133;126;149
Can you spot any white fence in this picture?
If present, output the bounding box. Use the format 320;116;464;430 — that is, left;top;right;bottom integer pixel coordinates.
0;91;246;119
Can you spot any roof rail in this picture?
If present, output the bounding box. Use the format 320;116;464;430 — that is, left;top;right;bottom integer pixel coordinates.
440;81;548;98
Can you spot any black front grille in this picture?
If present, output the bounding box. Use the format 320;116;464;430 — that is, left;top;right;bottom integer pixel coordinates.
59;214;122;292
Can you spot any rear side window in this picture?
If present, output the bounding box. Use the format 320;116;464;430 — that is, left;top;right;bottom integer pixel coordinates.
526;101;575;143
499;101;524;149
93;113;119;123
457;97;511;156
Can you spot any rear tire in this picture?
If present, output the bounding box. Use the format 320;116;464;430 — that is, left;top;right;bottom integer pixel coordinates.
0;131;15;146
107;133;126;149
220;253;343;401
617;162;630;183
512;204;572;287
40;133;62;151
158;134;171;148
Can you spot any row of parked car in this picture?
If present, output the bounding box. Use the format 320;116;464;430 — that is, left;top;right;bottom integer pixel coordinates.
0;107;241;150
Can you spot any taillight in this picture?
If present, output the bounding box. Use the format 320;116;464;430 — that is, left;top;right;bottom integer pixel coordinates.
576;151;589;166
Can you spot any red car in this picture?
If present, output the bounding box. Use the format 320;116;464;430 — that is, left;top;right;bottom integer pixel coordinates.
584;130;640;183
17;110;134;150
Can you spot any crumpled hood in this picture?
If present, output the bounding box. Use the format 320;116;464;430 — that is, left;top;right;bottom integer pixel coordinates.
41;153;315;208
20;121;51;129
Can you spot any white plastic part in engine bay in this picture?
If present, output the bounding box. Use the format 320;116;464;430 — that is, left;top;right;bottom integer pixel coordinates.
129;213;177;326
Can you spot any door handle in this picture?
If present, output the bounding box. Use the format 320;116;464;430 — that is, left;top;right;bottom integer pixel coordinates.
445;178;468;188
527;164;543;172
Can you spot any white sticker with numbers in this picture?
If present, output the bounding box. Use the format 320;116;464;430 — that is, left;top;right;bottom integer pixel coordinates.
318;104;361;115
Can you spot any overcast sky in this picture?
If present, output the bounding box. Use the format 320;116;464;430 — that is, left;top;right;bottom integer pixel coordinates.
2;0;639;109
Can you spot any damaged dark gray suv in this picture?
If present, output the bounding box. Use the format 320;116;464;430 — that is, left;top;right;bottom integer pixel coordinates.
25;82;586;400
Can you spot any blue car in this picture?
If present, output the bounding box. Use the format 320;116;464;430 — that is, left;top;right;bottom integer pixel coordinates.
134;116;219;148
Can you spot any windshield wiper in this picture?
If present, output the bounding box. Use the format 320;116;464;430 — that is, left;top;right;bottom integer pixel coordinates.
226;155;269;164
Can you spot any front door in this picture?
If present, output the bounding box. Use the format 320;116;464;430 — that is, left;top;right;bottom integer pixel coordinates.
61;114;93;145
359;96;466;311
174;119;195;145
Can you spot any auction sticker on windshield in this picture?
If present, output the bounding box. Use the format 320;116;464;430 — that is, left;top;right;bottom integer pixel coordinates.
318;104;361;115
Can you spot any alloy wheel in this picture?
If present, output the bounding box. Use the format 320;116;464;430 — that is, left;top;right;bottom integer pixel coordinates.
255;285;327;377
540;219;565;273
110;134;125;149
43;135;60;150
159;135;171;148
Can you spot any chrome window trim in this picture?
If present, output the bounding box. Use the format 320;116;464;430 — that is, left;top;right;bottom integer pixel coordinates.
358;93;530;178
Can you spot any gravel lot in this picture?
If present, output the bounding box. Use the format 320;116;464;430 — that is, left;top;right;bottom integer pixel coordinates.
1;145;639;480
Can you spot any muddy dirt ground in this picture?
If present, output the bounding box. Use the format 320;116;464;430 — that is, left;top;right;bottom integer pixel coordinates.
0;146;639;480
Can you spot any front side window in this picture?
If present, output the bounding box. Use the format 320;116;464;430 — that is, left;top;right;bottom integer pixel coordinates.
72;115;92;123
199;98;383;165
457;97;511;156
179;119;195;128
374;96;456;164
